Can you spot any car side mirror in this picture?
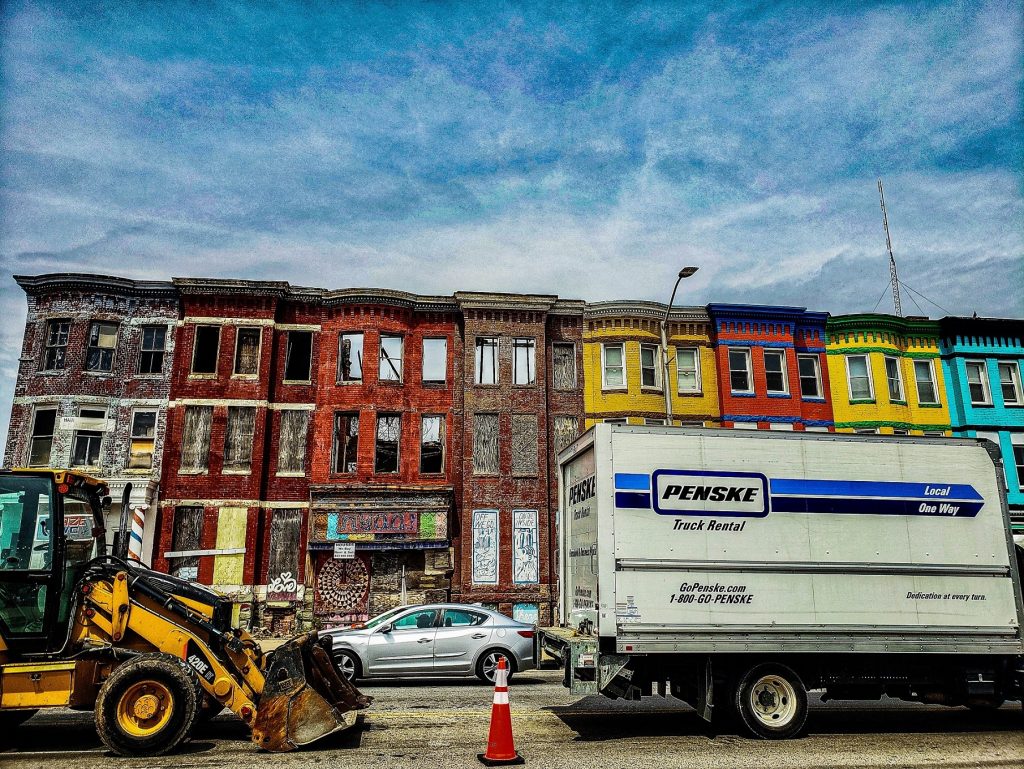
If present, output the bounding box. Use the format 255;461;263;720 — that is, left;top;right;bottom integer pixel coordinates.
380;623;393;633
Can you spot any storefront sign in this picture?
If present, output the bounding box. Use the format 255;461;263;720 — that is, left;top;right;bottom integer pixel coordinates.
333;542;356;559
327;512;418;539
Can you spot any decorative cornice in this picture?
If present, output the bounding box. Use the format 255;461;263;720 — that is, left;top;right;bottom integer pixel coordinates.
828;313;939;337
321;287;457;312
707;303;827;324
939;315;1024;342
15;273;177;299
585;300;708;323
454;291;560;312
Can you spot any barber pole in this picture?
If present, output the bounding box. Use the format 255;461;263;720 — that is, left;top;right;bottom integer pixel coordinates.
127;506;146;561
478;656;524;766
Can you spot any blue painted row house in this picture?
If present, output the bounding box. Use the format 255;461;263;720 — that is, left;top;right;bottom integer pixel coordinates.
939;316;1024;534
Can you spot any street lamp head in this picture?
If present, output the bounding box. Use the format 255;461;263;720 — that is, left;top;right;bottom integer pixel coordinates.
679;266;699;279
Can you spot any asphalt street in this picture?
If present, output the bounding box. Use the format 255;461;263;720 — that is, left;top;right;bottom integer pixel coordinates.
3;670;1021;769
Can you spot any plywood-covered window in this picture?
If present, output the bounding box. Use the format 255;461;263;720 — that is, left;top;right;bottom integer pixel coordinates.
511;414;538;476
170;506;204;581
180;405;213;473
338;332;363;382
553;415;579;454
332;412;359;473
473;413;499;475
267;508;302;600
420;415;445;474
374;414;400;473
128;410;158;469
85;321;118;372
233;327;261;376
284;331;313;382
224;406;257;472
552;343;576;390
277;410;309;474
191;326;220;375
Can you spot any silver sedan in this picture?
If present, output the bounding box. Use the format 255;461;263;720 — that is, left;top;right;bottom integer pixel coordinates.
322;603;536;683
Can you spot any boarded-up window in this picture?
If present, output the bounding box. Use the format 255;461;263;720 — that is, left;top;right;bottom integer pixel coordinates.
284;331;313;382
553;416;579;453
129;410;158;469
552;343;576;390
234;327;261;375
180;406;213;473
473;413;499;475
170;506;204;581
420;415;445;474
511;414;538;476
374;414;401;473
212;506;247;586
267;508;302;600
224;407;257;472
191;326;220;374
277;410;309;474
332;412;359;473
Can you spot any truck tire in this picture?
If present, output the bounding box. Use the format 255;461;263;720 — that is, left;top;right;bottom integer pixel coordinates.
734;663;808;739
95;654;199;756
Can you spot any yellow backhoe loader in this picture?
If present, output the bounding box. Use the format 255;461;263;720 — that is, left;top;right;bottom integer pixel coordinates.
0;469;370;756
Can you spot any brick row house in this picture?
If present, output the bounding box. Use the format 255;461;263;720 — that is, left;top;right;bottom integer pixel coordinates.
5;274;177;560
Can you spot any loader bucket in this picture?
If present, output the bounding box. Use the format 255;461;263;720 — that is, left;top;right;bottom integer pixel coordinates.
251;631;372;752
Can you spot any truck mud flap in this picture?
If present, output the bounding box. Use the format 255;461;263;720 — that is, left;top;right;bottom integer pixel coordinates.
251;632;372;752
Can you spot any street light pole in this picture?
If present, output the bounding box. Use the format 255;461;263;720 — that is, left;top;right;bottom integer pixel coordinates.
660;266;699;425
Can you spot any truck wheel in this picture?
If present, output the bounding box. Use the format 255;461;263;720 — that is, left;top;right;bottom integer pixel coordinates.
95;654;198;756
477;649;515;683
334;650;361;682
734;663;808;739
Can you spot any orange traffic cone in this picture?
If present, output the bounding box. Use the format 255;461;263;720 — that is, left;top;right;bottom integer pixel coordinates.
478;656;524;765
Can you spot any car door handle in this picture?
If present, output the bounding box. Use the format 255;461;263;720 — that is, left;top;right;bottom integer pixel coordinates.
471;633;487;639
417;638;432;644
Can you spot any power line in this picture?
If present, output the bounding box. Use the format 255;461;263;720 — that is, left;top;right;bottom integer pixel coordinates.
899;280;953;315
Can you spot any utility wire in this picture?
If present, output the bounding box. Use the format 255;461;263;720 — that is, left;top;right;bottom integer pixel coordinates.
904;287;927;317
871;280;893;313
899;280;953;315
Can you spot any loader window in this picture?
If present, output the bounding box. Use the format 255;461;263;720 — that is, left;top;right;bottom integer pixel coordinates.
0;475;53;637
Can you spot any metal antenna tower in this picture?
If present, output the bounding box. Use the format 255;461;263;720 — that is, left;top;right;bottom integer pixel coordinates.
877;179;902;317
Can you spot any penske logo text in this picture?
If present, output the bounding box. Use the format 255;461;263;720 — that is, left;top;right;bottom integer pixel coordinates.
652;470;769;517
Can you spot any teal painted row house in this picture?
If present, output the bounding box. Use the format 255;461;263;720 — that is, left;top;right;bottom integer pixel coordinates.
939;316;1024;534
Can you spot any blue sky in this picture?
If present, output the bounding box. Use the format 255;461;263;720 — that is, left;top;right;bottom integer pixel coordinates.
1;1;1022;447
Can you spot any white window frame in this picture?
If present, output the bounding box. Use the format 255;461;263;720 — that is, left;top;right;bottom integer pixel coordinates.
639;344;661;390
1011;434;1024;491
601;343;626;390
728;347;753;394
128;408;159;470
676;347;701;394
421;337;447;385
845;355;874;401
965;360;991;405
883;355;904;402
763;348;789;395
797;354;822;399
913;359;939;406
997;361;1022;406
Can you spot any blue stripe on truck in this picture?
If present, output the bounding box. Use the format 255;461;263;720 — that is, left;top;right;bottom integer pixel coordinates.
770;478;981;501
614;473;650;491
615;491;651;509
771;495;982;517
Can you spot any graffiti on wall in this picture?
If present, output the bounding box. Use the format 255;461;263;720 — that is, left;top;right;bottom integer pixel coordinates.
327;512;418;539
471;509;498;584
512;509;539;584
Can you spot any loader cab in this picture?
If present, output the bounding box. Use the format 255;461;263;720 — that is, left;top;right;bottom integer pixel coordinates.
0;470;107;657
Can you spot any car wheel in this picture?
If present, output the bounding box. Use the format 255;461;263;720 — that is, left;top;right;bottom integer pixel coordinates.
734;663;808;739
334;650;361;682
476;649;515;684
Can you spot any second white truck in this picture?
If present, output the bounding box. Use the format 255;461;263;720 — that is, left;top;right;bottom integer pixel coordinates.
540;425;1024;738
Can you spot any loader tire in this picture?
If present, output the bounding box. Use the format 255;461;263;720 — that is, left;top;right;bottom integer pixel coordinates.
95;653;198;757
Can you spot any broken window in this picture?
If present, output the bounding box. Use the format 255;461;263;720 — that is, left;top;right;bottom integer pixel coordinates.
475;337;498;385
72;407;106;468
139;325;166;375
284;331;313;382
43;319;70;371
553;415;579;454
266;508;302;600
233;327;261;376
337;332;363;383
224;406;257;472
85;321;118;372
640;344;660;388
191;326;220;375
513;338;536;385
180;405;213;473
128;410;158;469
332;412;359;473
170;506;204;581
511;414;538;476
422;338;447;384
552;343;576;390
374;413;401;473
379;335;403;382
29;407;57;466
473;413;499;474
420;415;445;474
277;409;309;474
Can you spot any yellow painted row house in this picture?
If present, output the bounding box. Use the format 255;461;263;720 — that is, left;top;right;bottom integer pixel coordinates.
582;302;719;428
825;314;952;435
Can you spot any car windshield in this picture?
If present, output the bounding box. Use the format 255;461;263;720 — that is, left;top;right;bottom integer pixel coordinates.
362;606;408;629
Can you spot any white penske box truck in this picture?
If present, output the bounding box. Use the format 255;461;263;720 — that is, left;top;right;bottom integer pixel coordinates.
539;424;1024;738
